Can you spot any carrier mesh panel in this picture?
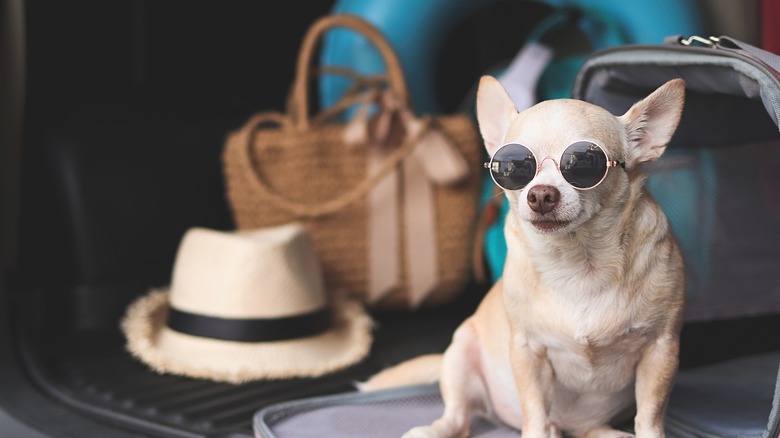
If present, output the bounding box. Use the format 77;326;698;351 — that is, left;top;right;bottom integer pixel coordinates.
580;64;780;323
645;139;780;321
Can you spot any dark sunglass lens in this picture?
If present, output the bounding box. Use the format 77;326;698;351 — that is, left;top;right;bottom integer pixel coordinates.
489;144;536;190
560;141;608;188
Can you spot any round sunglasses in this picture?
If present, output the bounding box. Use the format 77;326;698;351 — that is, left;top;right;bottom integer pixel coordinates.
484;141;625;191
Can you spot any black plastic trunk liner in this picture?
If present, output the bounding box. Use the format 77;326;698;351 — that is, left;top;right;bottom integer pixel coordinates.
32;338;374;437
20;290;481;437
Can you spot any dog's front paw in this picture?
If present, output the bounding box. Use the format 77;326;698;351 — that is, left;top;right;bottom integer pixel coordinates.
576;426;635;438
634;426;663;438
402;425;459;438
402;421;469;438
402;426;436;438
634;417;664;438
522;422;562;438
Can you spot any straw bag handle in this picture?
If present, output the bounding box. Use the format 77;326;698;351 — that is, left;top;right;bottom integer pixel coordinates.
240;110;433;218
289;14;409;130
233;14;425;218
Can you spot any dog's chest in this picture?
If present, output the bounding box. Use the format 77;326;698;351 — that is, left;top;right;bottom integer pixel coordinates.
527;285;642;347
505;267;650;391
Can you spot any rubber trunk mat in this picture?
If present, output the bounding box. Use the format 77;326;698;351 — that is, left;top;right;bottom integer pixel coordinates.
29;336;372;437
19;287;482;437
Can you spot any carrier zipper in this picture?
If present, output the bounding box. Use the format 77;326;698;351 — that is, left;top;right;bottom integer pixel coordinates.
677;35;720;47
768;380;780;438
575;35;780;127
676;34;780;89
682;35;780;118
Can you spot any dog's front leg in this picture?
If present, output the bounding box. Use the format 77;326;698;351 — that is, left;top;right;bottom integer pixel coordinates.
510;337;560;438
633;335;680;438
403;325;485;438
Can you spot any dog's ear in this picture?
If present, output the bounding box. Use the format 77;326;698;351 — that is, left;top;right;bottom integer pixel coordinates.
619;78;685;167
476;75;518;156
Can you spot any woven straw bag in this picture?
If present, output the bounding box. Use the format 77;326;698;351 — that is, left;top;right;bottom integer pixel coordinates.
222;14;483;310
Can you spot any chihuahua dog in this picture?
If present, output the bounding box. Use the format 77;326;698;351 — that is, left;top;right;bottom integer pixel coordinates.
363;76;686;438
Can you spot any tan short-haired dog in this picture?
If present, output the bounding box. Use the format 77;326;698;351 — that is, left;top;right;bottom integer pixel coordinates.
364;76;686;438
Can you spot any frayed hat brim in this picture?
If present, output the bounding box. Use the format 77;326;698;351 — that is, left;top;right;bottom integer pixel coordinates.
121;289;374;384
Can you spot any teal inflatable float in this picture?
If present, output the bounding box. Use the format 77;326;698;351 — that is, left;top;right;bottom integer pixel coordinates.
320;0;705;113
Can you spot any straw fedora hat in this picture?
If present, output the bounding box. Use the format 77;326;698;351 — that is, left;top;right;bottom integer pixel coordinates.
121;223;374;384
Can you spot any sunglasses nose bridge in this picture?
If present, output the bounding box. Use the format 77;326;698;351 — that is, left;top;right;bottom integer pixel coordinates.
537;156;560;172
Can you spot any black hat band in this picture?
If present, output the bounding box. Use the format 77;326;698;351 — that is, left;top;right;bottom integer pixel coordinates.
166;306;331;343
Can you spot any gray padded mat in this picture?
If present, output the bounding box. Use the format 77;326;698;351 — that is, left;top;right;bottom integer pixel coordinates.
254;384;519;437
255;352;780;438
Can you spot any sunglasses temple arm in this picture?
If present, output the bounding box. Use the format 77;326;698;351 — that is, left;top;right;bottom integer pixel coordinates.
607;160;625;168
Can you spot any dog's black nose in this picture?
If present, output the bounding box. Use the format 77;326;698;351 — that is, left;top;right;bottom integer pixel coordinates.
527;185;560;214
